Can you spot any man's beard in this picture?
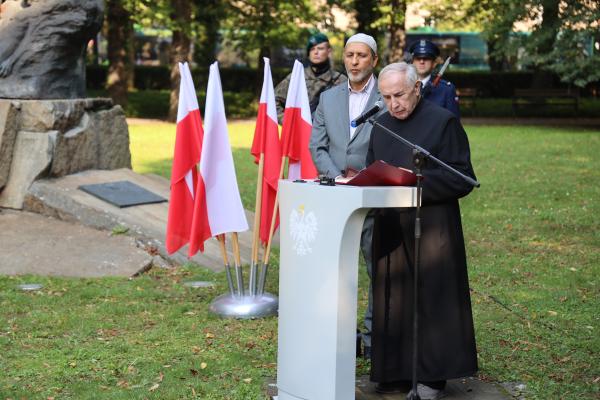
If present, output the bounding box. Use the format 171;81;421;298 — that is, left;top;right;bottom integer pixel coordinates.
347;67;373;84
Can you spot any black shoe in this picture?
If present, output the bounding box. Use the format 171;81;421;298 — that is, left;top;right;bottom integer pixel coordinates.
375;380;411;394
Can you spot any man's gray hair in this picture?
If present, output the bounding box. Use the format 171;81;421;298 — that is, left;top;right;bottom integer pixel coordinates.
379;62;419;87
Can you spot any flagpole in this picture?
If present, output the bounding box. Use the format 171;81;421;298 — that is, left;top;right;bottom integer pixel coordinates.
231;232;244;298
217;234;236;297
250;153;265;296
258;155;287;295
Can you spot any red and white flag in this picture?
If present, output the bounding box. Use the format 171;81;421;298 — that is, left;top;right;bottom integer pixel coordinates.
166;62;203;254
188;61;249;256
251;58;282;245
280;60;317;180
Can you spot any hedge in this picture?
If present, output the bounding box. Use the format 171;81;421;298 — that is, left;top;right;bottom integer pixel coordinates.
87;89;258;119
87;65;290;94
87;65;599;97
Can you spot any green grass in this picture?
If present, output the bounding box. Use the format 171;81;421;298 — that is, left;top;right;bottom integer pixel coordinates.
128;120;258;209
1;121;599;399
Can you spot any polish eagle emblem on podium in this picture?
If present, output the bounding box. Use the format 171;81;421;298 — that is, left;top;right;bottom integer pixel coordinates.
289;205;318;256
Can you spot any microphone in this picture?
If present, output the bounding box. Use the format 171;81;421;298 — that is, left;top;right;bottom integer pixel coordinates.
351;101;383;128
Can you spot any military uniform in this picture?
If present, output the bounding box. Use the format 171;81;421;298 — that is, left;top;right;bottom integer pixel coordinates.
275;66;346;124
421;77;460;118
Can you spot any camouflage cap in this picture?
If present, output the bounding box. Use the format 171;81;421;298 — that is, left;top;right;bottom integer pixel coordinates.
307;32;329;54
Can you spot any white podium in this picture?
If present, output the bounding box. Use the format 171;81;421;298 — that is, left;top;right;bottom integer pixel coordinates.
276;180;417;400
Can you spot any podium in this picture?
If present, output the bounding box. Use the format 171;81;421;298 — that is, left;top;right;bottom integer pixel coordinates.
276;180;418;400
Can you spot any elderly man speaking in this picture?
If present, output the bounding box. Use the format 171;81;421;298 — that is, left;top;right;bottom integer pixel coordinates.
366;62;478;400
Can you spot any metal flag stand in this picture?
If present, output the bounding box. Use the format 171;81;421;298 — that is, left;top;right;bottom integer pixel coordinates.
209;150;280;319
209;231;278;319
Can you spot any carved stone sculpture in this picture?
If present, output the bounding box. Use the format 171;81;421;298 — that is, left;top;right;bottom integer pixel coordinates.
0;0;104;99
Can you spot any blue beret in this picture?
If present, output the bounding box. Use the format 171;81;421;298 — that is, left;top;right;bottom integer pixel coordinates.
409;39;440;59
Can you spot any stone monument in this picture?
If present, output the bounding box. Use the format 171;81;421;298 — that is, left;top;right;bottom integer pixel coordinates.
0;0;131;209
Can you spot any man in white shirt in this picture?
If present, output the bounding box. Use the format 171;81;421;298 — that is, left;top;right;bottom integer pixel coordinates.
310;33;383;358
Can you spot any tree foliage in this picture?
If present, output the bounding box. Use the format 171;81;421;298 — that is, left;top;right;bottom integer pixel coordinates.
374;0;407;63
223;0;319;68
428;0;600;86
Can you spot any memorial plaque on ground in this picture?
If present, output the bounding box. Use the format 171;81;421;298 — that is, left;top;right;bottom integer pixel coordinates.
78;180;166;208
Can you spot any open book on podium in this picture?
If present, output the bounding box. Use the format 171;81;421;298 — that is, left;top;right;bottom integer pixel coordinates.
335;160;417;186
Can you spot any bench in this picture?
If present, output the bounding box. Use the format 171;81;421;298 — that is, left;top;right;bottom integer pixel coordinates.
512;88;580;116
456;88;478;115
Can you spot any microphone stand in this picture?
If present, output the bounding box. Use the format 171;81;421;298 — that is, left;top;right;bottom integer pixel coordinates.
366;118;479;400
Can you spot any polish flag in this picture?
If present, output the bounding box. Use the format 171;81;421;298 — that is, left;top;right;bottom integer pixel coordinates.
188;61;249;256
280;60;317;180
251;58;282;245
166;62;203;254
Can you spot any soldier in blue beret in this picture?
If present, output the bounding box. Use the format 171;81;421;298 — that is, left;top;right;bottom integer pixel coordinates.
408;39;460;118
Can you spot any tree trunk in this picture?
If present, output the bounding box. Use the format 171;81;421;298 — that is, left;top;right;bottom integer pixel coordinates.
169;0;193;122
194;0;221;68
354;0;381;43
487;39;505;72
106;0;133;108
387;0;406;63
532;0;560;88
255;1;270;94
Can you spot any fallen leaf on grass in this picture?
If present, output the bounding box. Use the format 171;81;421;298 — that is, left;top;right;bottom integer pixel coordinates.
190;369;198;376
149;383;160;392
243;378;252;383
205;332;215;339
200;362;207;369
157;372;164;382
548;310;558;316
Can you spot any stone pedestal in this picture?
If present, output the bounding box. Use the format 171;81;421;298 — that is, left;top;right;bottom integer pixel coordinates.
0;98;131;209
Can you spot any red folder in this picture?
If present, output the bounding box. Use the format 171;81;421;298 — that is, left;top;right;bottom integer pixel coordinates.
335;160;417;186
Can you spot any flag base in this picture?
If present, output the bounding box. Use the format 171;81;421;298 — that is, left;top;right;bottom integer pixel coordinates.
209;292;278;319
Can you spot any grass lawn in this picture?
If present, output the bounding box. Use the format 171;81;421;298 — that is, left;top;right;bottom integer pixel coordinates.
1;120;599;399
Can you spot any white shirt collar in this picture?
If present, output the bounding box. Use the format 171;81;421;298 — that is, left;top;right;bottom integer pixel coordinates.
348;74;375;94
421;74;432;86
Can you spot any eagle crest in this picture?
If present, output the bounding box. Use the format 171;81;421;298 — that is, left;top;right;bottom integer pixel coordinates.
289;206;318;256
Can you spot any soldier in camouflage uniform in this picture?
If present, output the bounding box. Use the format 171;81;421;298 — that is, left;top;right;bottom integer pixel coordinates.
275;32;347;124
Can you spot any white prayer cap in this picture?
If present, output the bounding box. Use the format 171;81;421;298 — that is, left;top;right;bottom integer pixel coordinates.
345;33;377;54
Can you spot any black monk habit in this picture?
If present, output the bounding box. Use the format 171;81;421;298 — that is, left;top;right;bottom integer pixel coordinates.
366;99;478;383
